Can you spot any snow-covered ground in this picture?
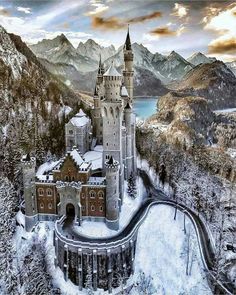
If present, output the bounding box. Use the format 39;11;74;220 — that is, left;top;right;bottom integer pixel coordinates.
14;203;212;295
214;108;236;113
73;177;147;238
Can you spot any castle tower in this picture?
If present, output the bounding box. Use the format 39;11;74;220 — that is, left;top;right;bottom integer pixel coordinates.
123;26;134;102
101;63;124;202
96;54;104;87
21;154;37;231
105;156;119;230
124;102;133;179
92;86;103;145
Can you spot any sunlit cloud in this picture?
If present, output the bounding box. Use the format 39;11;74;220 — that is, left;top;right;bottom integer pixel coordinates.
171;3;188;19
0;6;10;17
204;3;236;57
17;7;31;14
91;11;162;30
149;24;186;38
85;1;109;16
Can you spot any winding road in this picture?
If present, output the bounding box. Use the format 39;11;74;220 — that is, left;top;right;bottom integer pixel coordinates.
56;169;235;295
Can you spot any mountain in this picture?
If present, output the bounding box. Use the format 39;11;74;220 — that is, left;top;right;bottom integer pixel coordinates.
176;61;236;109
77;39;116;62
0;25;79;160
187;52;216;66
152;51;193;82
226;61;236;76
30;34;97;72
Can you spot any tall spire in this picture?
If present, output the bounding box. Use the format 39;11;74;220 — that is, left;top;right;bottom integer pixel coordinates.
124;24;131;50
98;54;104;75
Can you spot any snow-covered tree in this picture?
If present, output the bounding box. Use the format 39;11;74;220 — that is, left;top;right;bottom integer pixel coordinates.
127;172;137;199
85;264;94;295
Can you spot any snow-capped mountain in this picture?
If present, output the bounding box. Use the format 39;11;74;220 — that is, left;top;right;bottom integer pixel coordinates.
0;25;78;158
30;34;97;72
77;39;116;62
226;60;236;76
177;61;236;109
187;52;216;66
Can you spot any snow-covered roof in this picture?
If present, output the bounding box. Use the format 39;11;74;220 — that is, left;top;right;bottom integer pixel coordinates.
84;147;103;170
75;109;86;117
70;116;90;127
80;162;90;170
36;160;61;177
121;85;129;97
88;177;106;185
69;149;84;166
104;64;122;77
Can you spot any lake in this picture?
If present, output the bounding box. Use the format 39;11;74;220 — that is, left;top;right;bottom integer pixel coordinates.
133;97;158;119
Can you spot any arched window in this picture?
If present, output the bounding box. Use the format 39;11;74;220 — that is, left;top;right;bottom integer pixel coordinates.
90;191;96;199
38;188;44;196
40;202;44;209
65;176;69;181
47;188;52;196
98;191;104;199
91;205;95;211
48;203;52;209
99;206;103;212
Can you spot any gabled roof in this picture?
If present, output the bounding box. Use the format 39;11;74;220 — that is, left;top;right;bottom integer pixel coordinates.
69;149;84;166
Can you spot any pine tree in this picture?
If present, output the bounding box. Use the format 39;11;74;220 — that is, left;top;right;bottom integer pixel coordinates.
127;172;137;199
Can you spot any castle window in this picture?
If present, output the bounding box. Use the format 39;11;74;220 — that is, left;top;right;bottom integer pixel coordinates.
81;193;85;199
38;188;44;196
71;176;75;181
48;203;52;209
90;191;96;199
65;176;69;181
98;191;104;199
91;205;95;211
99;206;103;212
69;130;73;135
82;206;85;211
47;189;52;196
40;202;44;209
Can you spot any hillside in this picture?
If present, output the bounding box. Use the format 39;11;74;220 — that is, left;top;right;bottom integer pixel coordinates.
176;61;236;110
0;25;80;181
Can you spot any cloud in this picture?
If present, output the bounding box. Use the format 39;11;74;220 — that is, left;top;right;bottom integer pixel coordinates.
0;6;10;17
91;10;162;30
17;7;31;14
204;3;236;56
208;37;236;54
85;1;109;16
149;25;186;38
128;11;162;23
171;3;188;18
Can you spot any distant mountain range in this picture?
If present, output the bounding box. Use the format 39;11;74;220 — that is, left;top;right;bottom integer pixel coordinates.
29;34;236;97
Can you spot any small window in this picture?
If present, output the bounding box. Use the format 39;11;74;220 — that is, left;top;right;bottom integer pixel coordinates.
47;189;52;196
48;203;52;209
90;191;96;199
99;206;103;212
82;206;85;211
40;203;44;209
69;130;73;135
91;205;95;211
81;193;85;199
98;191;104;199
65;176;69;181
38;188;44;196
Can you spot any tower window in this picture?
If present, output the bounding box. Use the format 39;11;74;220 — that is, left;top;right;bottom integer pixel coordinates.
47;189;52;196
48;203;52;209
82;206;85;212
69;130;73;135
90;191;96;199
98;191;104;199
38;188;44;196
91;205;95;211
40;202;44;209
99;206;103;212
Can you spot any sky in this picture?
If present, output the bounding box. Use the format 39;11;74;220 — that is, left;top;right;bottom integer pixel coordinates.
0;0;236;61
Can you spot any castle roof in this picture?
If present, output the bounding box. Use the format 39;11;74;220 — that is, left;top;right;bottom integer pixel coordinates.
124;26;132;51
121;85;129;97
69;149;84;166
69;109;90;127
107;156;114;165
104;63;122;77
125;102;131;109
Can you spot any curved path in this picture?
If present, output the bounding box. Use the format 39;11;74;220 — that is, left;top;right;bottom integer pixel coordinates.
56;169;234;295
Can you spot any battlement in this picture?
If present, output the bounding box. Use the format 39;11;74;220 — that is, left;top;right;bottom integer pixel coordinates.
21;155;36;169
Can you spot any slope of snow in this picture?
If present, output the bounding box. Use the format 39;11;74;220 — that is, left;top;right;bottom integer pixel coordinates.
36;160;61;177
83;149;103;170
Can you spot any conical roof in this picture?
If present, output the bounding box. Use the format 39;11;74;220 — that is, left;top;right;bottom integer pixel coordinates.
104;63;122;77
124;26;132;50
107;156;114;165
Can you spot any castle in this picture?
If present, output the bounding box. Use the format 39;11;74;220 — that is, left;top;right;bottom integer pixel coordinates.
21;28;137;232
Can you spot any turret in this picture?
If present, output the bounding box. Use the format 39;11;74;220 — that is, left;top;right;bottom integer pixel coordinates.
105;156;120;230
96;54;104;86
103;62;122;101
21;154;37;231
123;26;134;101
